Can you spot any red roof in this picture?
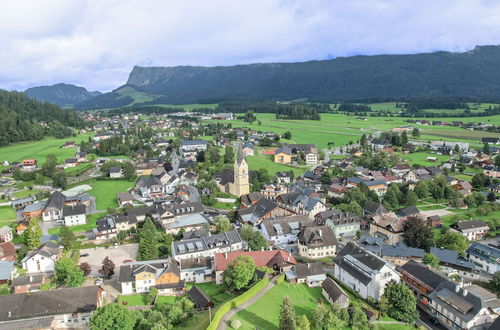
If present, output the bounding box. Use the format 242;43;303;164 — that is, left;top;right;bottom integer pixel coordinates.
215;250;296;271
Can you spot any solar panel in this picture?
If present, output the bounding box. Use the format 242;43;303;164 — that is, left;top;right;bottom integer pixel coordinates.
187;243;195;251
289;222;299;230
178;244;186;253
195;241;203;250
273;224;283;233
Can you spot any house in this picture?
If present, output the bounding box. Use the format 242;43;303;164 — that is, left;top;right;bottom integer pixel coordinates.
333;242;400;300
214;250;296;284
136;176;165;198
42;191;66;221
0;261;14;284
362;201;388;216
358;235;384;255
327;183;348;198
285;262;326;287
0;286;104;329
322;277;349;308
11;197;35;210
60;141;76;148
396;206;420;220
62;204;86;226
484;166;500;178
179;257;214;283
369;213;405;244
117;192;134;206
109;166;124;178
76;151;88;162
430;247;477;277
241;142;255;156
188;286;213;310
180;139;208;153
0;242;16;262
12;274;50;293
118;258;185;294
260;183;288;199
0;226;13;242
451;220;490;241
314;209;360;238
237;198;294;226
399;260;448;305
21;201;46;219
381;243;424;266
276;171;294;184
21;159;37;171
94;217;117;240
259;215;313;246
428;280;497;330
274;146;292;164
171;231;243;260
64;158;78;167
22;242;63;274
466;242;500;275
297;226;337;259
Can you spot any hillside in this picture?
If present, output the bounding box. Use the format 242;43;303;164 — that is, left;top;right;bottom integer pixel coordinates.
73;85;155;110
25;83;101;106
0;89;83;146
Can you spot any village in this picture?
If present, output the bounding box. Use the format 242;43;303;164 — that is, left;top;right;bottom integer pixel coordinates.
0;110;500;330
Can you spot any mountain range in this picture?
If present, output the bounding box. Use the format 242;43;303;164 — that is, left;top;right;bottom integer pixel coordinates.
25;83;101;107
33;45;500;109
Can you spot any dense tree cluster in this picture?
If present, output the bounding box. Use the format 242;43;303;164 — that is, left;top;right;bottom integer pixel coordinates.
0;90;82;146
338;103;372;112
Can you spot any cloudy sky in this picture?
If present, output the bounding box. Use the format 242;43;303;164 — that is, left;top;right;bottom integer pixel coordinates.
2;0;500;92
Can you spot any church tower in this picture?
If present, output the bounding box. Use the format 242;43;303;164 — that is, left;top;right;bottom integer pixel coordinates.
232;146;250;197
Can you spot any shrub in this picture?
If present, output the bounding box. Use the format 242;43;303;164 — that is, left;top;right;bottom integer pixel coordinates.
231;320;241;329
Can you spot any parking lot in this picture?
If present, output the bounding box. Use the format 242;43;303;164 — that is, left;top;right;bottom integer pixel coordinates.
78;243;138;277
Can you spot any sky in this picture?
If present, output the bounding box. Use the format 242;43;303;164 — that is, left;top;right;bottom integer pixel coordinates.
2;0;500;92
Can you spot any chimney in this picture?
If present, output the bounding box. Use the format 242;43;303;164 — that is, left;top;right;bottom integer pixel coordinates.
8;311;11;318
455;285;460;293
463;289;468;297
224;252;227;259
29;276;32;282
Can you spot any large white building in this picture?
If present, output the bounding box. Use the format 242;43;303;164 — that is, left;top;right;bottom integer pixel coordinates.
22;242;63;274
333;242;399;300
63;204;86;226
171;231;243;260
467;242;500;275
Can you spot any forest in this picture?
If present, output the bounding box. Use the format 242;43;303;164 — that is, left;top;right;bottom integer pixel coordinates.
0;90;83;147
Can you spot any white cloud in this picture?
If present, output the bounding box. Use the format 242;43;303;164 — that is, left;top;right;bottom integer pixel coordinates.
1;0;500;91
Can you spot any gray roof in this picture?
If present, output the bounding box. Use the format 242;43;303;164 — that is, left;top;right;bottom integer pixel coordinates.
165;213;208;230
0;226;12;237
453;219;489;231
22;201;46;213
382;243;425;258
238;198;280;224
12;274;45;287
181;139;207;146
260;216;313;237
399;260;447;291
322;277;348;303
22;242;62;263
0;261;14;280
172;230;242;257
298;226;337;248
294;263;325;279
118;258;180;283
44;191;65;211
0;286;101;322
467;242;500;264
396;206;420;217
363;201;387;215
62;204;86;217
430;247;476;270
188;286;212;309
179;257;212;270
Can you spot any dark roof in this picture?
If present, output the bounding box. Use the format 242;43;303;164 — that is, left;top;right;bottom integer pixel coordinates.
0;286;101;322
12;274;45;286
467;242;500;263
136;176;163;188
109;166;122;173
322;277;348;302
333;242;386;285
382;243;424;258
453;219;489;231
238;198;280;224
429;281;484;322
236;146;245;165
44;191;65;211
399;260;447;291
172;231;242;256
298;226;337;248
294;263;324;279
430;247;476;270
62;204;86;217
396;206;420;217
215;168;234;186
188;286;212;309
119;258;180;283
363;200;387;215
23;242;61;261
180;257;212;270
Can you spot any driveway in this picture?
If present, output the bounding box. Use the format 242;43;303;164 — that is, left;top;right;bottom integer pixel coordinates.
419;209;453;218
78;243;139;277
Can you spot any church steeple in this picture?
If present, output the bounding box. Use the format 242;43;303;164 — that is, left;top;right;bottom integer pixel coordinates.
232;145;249;197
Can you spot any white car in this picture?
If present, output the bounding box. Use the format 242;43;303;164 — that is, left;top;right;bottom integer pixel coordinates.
95;278;103;285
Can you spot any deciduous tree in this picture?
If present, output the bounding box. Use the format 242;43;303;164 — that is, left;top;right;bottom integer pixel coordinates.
402;216;433;250
24;217;42;250
55;257;85;287
381;281;418;323
99;256;115;279
89;303;137;330
223;255;256;291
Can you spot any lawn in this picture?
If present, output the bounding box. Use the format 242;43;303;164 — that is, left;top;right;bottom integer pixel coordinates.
418;204;447;211
88;180;136;210
0;132;93;166
187;282;234;307
401;152;450;166
0;206;16;224
117;294;148;306
48;212;105;235
246;154;307;177
230;282;323;330
12;189;41;199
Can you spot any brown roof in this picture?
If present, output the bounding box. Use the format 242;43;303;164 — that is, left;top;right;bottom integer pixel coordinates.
215;250;296;271
371;213;405;232
0;242;16;261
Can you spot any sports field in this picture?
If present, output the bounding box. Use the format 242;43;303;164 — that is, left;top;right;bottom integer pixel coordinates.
214;113;500;148
0;132;94;166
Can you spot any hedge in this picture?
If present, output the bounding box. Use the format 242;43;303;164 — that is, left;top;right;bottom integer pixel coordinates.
206;277;269;330
275;274;285;285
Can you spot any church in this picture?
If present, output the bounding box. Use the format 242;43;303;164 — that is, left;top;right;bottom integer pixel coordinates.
215;146;250;197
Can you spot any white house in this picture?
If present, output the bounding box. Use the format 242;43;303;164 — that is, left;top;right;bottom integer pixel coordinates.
171;231;243;260
109;166;124;178
22;242;62;274
179;257;214;283
467;242;500;275
333;242;399;300
259;215;313;246
63;204;86;226
42;191;66;221
451;220;490;241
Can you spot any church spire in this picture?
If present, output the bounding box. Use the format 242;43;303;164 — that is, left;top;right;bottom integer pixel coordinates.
236;145;245;165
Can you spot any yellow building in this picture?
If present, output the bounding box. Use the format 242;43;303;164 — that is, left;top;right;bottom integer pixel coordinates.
216;146;250;197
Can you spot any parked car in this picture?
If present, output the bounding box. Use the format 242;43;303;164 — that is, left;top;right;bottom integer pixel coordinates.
80;253;89;257
123;259;133;263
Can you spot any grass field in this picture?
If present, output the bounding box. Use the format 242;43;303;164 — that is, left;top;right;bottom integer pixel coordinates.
401;152;451;165
213;113;500;148
12;189;41;199
246;154;307;177
230;282;323;330
0;206;16;226
48;212;105;235
0;132;93;166
117;294;148;306
88;180;136;210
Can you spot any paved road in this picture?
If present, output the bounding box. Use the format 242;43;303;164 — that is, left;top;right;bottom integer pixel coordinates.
217;277;277;330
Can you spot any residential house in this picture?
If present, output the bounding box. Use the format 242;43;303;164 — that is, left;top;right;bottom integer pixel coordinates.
484;166;500;179
327;184;348;198
94;217;118;240
136;176;165;198
276;171;294;184
0;261;14;284
466;242;500;275
297;226;338;259
399;260;448;306
0;286;104;329
237;198;294;226
430;247;477;278
42;191;66;221
76;151;88;162
180;139;208;154
117;192;134;206
118;258;185;294
314;209;361;238
179;257;214;283
381;243;424;266
12;274;50;293
214;250;296;284
358;235;384;256
22;242;63;274
171;231;243;260
241;142;255;156
21;201;46;220
286;262;326;287
260;183;288;199
62;204;86;226
274;146;292;164
0;226;13;243
396;206;420;220
333;242;400;300
322;277;349;308
109;166;124;178
11;197;35;210
368;213;405;244
428;281;497;330
362;201;388;216
451;220;490;241
259;215;313;246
